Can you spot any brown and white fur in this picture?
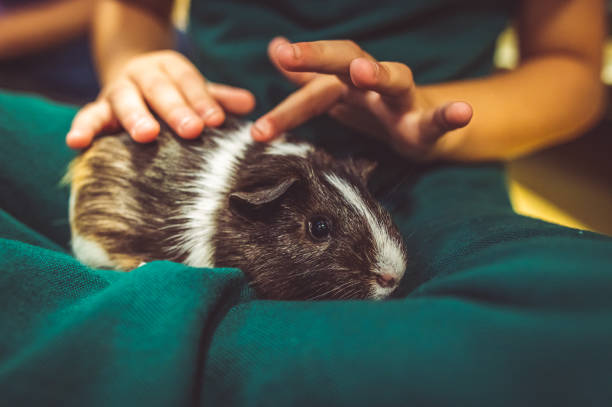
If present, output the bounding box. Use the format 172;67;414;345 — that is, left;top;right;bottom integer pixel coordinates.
66;119;407;300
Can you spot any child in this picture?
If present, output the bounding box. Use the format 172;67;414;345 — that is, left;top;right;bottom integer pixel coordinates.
67;0;605;163
2;1;611;405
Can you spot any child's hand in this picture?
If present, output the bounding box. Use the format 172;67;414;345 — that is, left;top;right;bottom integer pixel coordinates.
66;50;255;148
253;38;472;159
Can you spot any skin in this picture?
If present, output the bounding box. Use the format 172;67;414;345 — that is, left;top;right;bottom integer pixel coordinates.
66;0;255;148
67;0;606;162
0;0;95;60
253;37;473;160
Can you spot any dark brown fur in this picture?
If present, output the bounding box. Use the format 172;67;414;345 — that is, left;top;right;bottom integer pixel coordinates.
68;120;407;300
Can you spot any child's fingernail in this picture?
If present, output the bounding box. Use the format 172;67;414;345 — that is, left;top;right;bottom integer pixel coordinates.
252;119;272;140
131;117;157;139
371;60;379;76
203;108;223;125
178;116;197;134
277;43;301;60
291;44;301;59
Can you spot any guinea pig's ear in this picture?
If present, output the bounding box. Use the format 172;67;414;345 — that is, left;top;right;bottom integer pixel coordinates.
352;158;378;183
229;177;299;215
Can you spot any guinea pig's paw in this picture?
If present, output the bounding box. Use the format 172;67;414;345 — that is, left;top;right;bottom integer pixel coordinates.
138;262;148;268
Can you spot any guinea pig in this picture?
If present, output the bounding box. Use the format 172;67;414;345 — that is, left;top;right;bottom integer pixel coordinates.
65;118;407;300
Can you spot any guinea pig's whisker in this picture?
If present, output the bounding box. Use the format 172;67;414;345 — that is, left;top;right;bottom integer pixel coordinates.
334;282;360;298
376;167;416;199
306;286;333;301
340;287;361;300
286;269;316;279
331;281;362;299
308;280;357;300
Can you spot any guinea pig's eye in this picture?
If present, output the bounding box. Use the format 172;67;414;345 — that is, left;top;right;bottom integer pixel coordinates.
308;217;332;240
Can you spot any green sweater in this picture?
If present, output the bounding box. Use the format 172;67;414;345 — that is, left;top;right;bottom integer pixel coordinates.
189;0;515;117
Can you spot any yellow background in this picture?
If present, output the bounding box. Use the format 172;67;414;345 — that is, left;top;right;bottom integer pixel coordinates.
496;28;612;236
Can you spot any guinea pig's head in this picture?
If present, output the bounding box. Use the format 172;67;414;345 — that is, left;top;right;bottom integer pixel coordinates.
215;149;407;300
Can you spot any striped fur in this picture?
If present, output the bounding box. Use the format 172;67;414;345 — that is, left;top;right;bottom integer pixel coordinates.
67;119;409;300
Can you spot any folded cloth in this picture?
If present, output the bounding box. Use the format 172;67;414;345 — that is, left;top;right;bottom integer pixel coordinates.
1;90;612;406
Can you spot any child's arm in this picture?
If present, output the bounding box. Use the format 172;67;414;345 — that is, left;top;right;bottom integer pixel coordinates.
423;0;606;160
0;0;94;60
255;0;606;161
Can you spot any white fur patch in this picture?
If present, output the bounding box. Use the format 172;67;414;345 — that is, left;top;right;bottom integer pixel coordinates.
324;173;406;299
68;184;77;225
169;123;254;267
69;177;116;269
68;186;117;268
265;138;314;158
71;234;116;269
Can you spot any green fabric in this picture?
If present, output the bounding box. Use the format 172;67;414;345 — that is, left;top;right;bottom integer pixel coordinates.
189;0;515;118
1;89;612;405
0;90;76;247
0;1;609;403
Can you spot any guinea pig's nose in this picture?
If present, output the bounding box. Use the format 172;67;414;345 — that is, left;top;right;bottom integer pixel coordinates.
376;273;396;288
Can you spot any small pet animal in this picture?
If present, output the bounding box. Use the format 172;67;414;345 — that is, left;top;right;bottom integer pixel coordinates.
66;119;407;300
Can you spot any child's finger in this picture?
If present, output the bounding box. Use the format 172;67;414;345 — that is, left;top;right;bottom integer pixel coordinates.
129;69;204;139
275;40;374;76
106;78;160;143
416;101;473;146
66;100;114;149
268;37;316;85
349;59;415;103
206;82;256;115
251;75;345;141
160;58;226;127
